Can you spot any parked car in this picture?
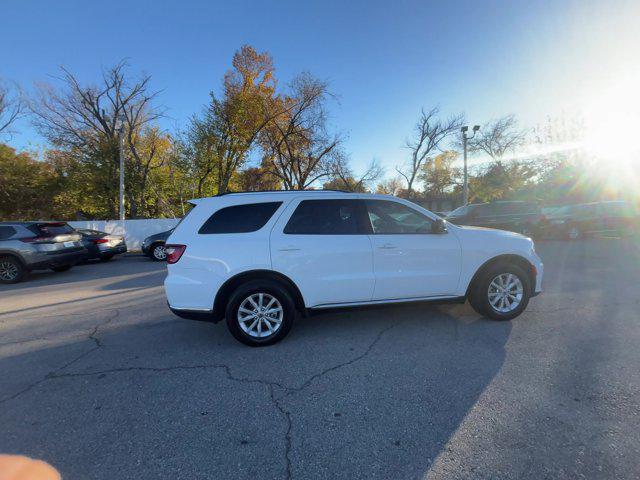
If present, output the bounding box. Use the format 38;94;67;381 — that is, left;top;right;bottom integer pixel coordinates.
544;201;639;239
76;229;127;261
0;221;86;284
446;201;546;237
164;191;543;346
141;229;174;261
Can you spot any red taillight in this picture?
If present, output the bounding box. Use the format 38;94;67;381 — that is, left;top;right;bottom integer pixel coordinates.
165;244;186;264
20;236;54;243
93;238;109;244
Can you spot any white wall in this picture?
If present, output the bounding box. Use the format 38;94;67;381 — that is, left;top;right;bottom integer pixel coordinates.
69;218;179;250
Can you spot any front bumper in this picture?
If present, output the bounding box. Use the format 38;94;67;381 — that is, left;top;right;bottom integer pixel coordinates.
532;254;544;295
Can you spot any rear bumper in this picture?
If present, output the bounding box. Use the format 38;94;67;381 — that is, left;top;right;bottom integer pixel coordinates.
85;243;127;259
28;248;87;270
168;305;221;323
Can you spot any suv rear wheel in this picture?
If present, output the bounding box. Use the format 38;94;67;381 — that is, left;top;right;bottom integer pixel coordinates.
0;256;27;284
468;263;531;320
225;280;296;347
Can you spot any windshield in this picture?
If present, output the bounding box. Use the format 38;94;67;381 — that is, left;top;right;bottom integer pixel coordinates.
448;205;468;216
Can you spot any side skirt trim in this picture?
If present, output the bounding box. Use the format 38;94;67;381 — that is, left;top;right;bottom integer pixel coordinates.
309;295;466;310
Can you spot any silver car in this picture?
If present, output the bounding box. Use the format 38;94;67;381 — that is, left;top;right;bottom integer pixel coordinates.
0;222;87;284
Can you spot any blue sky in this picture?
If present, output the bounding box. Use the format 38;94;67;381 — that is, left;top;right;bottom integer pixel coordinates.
2;0;638;175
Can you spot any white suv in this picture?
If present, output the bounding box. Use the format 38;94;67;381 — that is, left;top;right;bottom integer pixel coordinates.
164;191;543;346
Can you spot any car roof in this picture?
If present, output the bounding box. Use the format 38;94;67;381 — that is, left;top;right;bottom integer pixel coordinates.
189;191;403;205
0;221;70;225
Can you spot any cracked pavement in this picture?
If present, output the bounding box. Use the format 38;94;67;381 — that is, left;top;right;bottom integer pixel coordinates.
1;239;640;479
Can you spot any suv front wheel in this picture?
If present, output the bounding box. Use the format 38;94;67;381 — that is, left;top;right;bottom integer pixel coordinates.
468;263;531;321
225;280;296;347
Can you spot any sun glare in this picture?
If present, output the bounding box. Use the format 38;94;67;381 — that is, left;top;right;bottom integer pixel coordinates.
581;75;640;163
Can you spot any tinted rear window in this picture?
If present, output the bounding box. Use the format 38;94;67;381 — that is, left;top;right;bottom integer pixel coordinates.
284;199;362;235
29;223;75;236
198;202;282;234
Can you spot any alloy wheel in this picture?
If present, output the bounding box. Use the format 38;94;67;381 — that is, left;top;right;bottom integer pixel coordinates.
237;292;284;338
488;273;524;313
153;245;167;260
0;261;19;281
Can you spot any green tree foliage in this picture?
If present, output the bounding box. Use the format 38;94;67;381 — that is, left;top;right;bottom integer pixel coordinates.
469;160;537;203
0;144;59;220
418;150;461;195
186;45;278;196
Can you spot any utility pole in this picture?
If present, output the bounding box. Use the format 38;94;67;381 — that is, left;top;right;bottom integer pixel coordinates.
461;125;480;205
118;117;126;221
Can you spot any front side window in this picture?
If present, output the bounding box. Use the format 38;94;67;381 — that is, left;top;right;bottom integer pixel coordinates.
475;204;497;216
199;202;282;234
284;199;363;235
365;200;434;234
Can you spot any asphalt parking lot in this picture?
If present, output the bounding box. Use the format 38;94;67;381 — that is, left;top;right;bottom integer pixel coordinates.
1;239;639;480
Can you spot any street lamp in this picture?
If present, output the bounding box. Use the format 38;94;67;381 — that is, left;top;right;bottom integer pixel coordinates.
461;124;480;205
117;116;126;221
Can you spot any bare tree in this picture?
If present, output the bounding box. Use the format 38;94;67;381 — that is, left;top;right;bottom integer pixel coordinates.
261;73;342;190
0;80;25;137
326;155;383;192
30;61;164;216
469;114;527;160
398;107;464;195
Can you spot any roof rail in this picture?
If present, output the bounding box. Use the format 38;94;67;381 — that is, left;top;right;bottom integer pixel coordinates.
213;189;352;197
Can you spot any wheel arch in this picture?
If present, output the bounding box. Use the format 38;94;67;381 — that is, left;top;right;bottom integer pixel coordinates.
213;269;306;321
0;251;27;268
465;254;537;297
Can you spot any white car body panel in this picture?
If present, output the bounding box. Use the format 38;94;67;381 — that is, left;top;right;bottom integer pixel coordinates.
164;192;543;314
270;195;375;307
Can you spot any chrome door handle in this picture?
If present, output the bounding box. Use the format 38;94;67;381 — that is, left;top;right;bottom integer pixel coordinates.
378;243;397;249
278;246;301;252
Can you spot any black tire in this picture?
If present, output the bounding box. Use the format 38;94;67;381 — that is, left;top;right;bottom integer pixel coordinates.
51;265;72;273
468;263;531;321
150;243;166;261
0;256;27;284
225;279;296;347
100;254;114;262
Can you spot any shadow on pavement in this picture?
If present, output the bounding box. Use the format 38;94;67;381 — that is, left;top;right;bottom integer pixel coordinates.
0;297;510;480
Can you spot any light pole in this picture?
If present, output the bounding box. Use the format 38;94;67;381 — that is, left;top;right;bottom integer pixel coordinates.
461;124;480;205
117;117;126;221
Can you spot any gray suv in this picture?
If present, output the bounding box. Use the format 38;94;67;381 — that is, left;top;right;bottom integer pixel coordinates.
0;222;87;284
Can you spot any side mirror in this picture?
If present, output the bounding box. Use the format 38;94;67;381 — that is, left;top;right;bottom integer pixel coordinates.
433;218;448;234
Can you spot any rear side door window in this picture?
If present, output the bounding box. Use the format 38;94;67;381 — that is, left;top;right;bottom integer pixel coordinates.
199;202;282;234
284;199;368;235
0;226;16;240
